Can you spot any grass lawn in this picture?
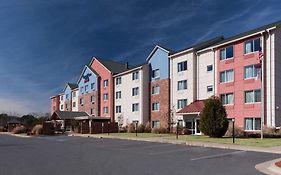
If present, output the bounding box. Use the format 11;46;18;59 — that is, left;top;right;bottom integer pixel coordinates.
96;133;281;148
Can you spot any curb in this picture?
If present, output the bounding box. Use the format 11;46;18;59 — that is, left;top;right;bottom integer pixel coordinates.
256;158;281;175
0;132;31;138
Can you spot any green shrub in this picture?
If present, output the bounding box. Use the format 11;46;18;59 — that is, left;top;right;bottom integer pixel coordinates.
12;126;27;134
31;124;43;135
200;96;229;138
152;127;168;134
144;122;152;133
127;123;136;133
137;124;145;133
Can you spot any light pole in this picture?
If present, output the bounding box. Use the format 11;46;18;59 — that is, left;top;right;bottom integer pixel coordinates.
133;120;139;137
232;118;235;144
176;121;179;139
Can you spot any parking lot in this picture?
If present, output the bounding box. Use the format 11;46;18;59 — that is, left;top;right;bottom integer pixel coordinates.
0;134;280;175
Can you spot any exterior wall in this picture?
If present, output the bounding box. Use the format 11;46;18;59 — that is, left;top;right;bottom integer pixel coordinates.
216;35;262;128
51;95;60;114
197;50;215;99
59;94;65;111
71;89;79;111
170;52;196;122
77;66;99;116
148;47;170;128
114;65;149;127
64;86;72;111
91;59;113;120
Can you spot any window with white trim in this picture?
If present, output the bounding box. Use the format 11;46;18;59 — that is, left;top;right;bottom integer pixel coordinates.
132;87;139;96
177;80;187;90
90;95;95;103
220;93;234;105
152;102;160;111
151;86;160;95
244;118;261;130
91;83;95;90
116;105;121;113
103;93;108;100
245;89;261;103
244;38;260;54
116;91;121;99
85;85;89;93
132;71;139;80
90;108;95;115
207;65;213;72
103;80;108;87
152;69;160;79
72;102;76;107
207;85;213;92
80;98;84;105
103;107;108;114
152;120;160;128
132;103;139;112
220;46;234;60
177;99;187;109
220;69;234;83
244;65;261;79
177;61;187;72
116;77;122;85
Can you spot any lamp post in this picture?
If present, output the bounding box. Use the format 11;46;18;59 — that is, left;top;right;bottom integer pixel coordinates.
107;121;110;135
176;121;179;139
133;120;139;137
232;118;235;144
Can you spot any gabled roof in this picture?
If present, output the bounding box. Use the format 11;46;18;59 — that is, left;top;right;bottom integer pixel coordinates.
177;100;206;114
170;36;224;56
63;83;78;92
77;65;100;84
211;19;281;48
50;111;89;120
89;57;130;74
146;45;174;62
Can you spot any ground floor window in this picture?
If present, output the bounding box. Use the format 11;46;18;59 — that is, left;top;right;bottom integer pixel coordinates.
244;118;261;131
152;120;160;128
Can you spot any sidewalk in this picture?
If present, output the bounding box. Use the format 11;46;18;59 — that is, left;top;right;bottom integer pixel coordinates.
256;158;281;175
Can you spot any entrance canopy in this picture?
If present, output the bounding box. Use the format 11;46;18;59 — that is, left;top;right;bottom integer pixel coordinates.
50;111;89;120
177;100;206;115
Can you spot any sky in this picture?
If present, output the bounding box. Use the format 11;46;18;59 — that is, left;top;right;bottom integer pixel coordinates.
1;0;281;115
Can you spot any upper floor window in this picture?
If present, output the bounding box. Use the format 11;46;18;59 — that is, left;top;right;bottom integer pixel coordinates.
91;83;95;90
177;61;187;72
103;93;108;100
103;107;108;114
72;91;76;98
244;38;260;54
90;108;95;115
177;80;187;90
177;99;187;109
152;69;160;79
245;89;261;103
116;91;122;99
80;87;83;93
207;85;213;92
116;105;122;113
207;65;213;72
60;105;63;110
103;80;108;87
66;94;69;99
72;102;76;108
220;69;234;83
220;93;234;105
151;86;160;95
244;65;261;79
80;98;84;105
116;77;122;85
132;103;139;112
132;87;139;96
132;71;139;80
220;46;233;60
85;85;89;93
60;96;63;100
152;102;160;111
90;95;95;103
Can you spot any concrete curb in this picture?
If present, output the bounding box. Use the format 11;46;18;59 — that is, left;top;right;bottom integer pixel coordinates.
0;132;31;138
256;158;281;175
69;134;281;154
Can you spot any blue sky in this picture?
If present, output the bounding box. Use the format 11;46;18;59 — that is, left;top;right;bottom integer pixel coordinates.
1;0;281;115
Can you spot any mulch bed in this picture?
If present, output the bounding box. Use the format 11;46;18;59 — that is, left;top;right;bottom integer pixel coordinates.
275;161;281;167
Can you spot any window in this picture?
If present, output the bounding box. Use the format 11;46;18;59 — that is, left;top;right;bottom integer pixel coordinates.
90;108;95;115
207;65;213;72
221;93;234;105
91;83;95;90
72;91;76;98
152;102;160;111
103;93;108;100
245;118;261;130
177;61;187;72
80;87;83;93
152;120;160;128
177;80;187;90
103;107;108;114
66;94;69;99
132;87;139;96
132;103;139;112
152;69;160;79
60;105;63;110
207;85;213;92
116;77;122;85
116;91;122;99
220;69;234;83
79;98;84;105
85;85;89;93
90;95;95;103
132;71;139;80
245;89;261;103
103;80;108;87
116;106;121;113
65;104;68;109
177;99;187;109
72;102;76;107
220;46;234;60
60;96;63;100
151;86;160;94
244;65;261;79
244;38;260;54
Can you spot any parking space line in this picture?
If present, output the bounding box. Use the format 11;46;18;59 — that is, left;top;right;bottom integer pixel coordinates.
190;150;246;161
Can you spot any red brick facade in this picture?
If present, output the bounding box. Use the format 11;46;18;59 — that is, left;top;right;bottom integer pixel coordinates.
51;95;60;114
78;91;99;116
150;78;170;129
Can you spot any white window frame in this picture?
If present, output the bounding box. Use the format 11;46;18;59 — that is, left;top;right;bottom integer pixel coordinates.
220;46;234;60
244;118;261;131
177;61;187;72
132;71;139;80
244;89;261;104
177;99;187;109
244;65;261;79
220;69;234;83
177;80;187;90
207;65;213;72
132;87;139;96
116;77;122;85
103;79;108;87
151;86;160;95
152;69;160;79
220;93;234;105
152;102;160;111
244;38;261;54
132;103;139;112
116;105;122;113
116;91;122;99
207;85;213;92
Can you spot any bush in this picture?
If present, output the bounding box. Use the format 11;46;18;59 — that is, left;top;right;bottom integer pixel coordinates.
137;124;145;133
127;123;136;133
12;126;27;134
31;124;43;135
144;122;152;133
200;96;229;138
224;125;244;137
152;127;169;134
0;126;7;132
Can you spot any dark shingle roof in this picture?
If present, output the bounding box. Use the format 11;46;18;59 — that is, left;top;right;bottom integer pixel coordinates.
177;100;206;114
213;20;281;47
51;111;89;120
96;58;129;74
171;36;224;55
67;83;78;90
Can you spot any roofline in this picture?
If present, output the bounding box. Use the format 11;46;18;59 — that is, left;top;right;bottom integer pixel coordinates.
177;112;200;115
76;65;100;84
113;64;146;77
146;45;171;62
169;48;194;58
89;57;112;74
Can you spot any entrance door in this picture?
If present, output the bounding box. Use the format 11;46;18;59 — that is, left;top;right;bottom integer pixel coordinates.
185;121;195;134
195;119;201;134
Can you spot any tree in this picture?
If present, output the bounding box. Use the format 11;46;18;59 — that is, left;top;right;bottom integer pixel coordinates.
20;115;39;126
199;96;229;138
